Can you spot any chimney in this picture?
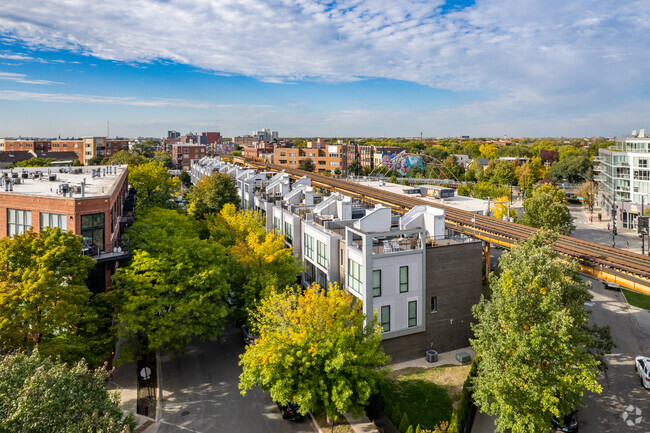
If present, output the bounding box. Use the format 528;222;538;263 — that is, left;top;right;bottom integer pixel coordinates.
81;183;85;198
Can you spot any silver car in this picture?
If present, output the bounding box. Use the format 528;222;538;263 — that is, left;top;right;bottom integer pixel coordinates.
635;356;650;389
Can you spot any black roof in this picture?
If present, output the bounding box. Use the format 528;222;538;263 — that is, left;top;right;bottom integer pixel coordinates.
0;151;34;163
36;151;80;161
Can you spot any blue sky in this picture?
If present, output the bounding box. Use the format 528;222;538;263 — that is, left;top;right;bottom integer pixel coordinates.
0;0;649;138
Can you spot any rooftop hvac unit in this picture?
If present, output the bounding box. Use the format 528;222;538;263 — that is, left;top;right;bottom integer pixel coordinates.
73;185;82;194
49;174;57;181
21;172;28;179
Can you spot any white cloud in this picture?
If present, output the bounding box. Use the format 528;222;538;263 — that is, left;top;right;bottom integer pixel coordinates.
0;89;219;108
0;72;61;84
0;0;649;136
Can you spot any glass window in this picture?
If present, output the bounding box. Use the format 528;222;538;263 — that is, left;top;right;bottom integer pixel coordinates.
7;209;32;236
373;270;381;297
408;301;417;327
400;266;409;293
274;216;281;233
304;233;314;259
381;305;390;332
81;213;104;248
431;296;438;313
40;212;67;231
347;258;363;293
284;221;292;244
317;240;328;267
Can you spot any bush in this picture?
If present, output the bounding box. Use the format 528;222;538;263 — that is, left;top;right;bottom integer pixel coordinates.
406;426;414;433
389;175;398;183
385;398;394;422
392;403;402;426
399;412;410;432
448;354;481;433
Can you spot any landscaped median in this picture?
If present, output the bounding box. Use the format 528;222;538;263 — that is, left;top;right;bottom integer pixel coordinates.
373;355;481;433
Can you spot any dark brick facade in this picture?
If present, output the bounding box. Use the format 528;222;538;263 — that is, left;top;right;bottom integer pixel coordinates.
381;241;483;362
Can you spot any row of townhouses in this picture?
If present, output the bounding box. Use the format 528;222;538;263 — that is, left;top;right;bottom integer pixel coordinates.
192;157;483;361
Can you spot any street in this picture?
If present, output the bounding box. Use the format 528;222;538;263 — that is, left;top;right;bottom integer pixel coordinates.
155;323;315;433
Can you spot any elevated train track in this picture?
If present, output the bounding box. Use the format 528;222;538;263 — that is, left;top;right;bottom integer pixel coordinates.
238;157;650;295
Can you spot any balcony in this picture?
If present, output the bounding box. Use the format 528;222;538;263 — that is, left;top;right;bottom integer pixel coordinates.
349;233;423;254
83;238;130;262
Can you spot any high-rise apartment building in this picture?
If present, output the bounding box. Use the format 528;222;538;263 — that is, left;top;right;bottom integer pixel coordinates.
596;129;650;230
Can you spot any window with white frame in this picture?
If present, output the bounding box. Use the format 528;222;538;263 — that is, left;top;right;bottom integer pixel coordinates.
40;212;67;231
347;258;363;293
274;216;281;233
400;266;409;293
7;209;32;236
317;240;328;267
304;233;314;259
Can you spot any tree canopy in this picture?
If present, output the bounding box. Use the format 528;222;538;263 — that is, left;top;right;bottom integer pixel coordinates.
128;161;180;210
132;139;159;158
521;183;575;235
106;150;148;167
187;172;239;219
548;154;592;182
113;208;230;357
0;350;135;433
205;204;301;322
239;284;389;420
0;228;106;365
298;158;316;172
471;232;611;433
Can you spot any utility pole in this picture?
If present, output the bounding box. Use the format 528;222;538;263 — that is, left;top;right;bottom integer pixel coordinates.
642;195;645;255
612;195;617;248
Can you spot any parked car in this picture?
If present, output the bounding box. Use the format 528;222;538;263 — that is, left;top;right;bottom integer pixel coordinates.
635;356;650;389
552;409;578;432
240;324;258;346
602;281;621;291
276;402;305;421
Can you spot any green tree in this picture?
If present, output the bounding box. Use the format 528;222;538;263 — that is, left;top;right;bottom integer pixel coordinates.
471;232;611;433
107;150;148;167
548;154;592;182
521;184;575;235
490;160;517;185
153;151;174;169
576;181;597;211
298;158;316;172
129;161;180;210
16;157;54;167
132;139;159;158
187;172;239;219
206;204;301;321
239;284;389;421
179;170;192;188
349;160;362;176
113;208;230;357
0;229;98;363
0;350;135;433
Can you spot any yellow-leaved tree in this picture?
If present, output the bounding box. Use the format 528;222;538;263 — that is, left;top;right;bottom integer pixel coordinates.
239;283;389;421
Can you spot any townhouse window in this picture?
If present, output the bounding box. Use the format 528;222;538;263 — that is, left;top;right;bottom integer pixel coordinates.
289;161;296;165
400;266;409;292
304;233;314;259
318;161;326;165
40;212;67;231
280;152;286;156
431;296;438;313
309;153;316;157
274;216;281;233
290;153;297;157
329;161;339;166
317;240;328;267
380;305;390;332
640;159;648;168
81;213;104;248
284;221;293;244
408;301;417;327
7;209;32;236
373;270;381;297
347;258;363;293
340;249;344;265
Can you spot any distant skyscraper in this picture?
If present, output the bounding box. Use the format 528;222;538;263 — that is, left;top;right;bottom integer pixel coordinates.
168;130;181;138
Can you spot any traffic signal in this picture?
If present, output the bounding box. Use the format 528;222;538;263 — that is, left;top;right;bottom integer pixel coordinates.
613;227;617;235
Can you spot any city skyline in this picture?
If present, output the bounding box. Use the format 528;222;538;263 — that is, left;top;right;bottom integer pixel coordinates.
0;0;648;138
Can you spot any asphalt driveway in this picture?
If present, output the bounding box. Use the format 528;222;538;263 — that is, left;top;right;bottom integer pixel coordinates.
155;323;315;433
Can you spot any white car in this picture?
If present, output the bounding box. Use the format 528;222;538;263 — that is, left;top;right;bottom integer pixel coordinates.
635;356;650;389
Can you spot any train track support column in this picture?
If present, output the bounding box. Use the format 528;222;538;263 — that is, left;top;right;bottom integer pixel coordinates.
483;242;491;285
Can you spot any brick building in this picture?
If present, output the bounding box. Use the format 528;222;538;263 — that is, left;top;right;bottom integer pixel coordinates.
0;165;133;292
0;137;128;165
172;143;208;170
273;141;348;174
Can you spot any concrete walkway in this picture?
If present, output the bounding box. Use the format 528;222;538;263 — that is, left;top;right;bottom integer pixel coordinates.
344;413;381;433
